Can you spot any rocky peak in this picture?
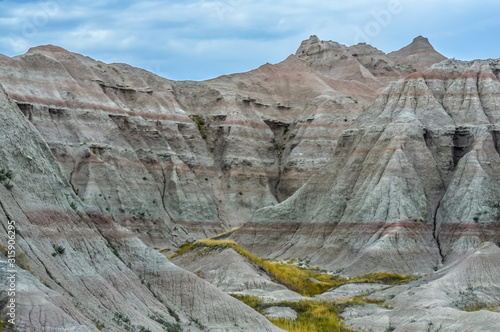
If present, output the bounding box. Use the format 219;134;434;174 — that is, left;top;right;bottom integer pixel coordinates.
25;44;71;57
295;35;346;58
388;35;447;72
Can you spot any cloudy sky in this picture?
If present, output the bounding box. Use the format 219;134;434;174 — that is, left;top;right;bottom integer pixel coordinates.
1;0;499;81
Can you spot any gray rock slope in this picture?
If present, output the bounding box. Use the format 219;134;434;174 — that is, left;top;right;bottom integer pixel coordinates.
0;36;442;251
0;85;283;331
342;242;500;332
232;59;500;276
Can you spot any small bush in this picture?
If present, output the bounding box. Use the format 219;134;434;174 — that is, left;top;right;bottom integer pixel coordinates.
52;245;65;256
106;243;122;261
191;115;207;139
453;286;488;311
70;202;78;211
95;321;105;330
149;313;182;332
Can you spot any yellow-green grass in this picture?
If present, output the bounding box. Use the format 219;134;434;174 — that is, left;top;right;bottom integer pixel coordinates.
171;239;418;297
232;294;356;332
210;227;240;240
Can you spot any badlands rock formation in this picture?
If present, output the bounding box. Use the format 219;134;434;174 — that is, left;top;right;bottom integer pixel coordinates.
342;242;500;331
0;36;444;252
0;85;283;331
2;34;499;331
232;58;500;276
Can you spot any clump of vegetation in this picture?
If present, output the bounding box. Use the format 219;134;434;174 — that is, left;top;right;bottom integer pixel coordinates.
0;168;13;181
210;227;240;240
189;316;206;330
106;242;122;261
453;286;489;312
113;312;152;331
52;245;66;257
191;115;207;139
149;313;181;332
168;241;196;259
232;295;356;332
0;168;14;190
283;125;290;135
95;320;105;331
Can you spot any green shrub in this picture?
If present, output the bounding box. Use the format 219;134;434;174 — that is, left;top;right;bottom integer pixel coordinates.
106;243;122;261
191;115;207;139
149;313;182;332
52;245;65;256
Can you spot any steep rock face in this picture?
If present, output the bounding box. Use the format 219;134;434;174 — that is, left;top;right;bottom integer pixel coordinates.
0;37;445;249
0;85;283;332
0;45;367;247
232;59;500;276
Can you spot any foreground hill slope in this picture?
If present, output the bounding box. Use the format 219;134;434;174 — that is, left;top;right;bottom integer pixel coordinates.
342;242;500;331
0;85;283;331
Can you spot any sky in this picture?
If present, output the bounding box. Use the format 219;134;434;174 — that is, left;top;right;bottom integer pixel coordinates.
0;0;499;81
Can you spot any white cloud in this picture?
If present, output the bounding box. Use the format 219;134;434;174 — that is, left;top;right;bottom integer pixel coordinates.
0;0;499;79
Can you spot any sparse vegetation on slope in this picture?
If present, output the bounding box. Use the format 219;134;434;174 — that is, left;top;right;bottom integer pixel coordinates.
172;239;418;296
231;294;363;332
191;115;207;139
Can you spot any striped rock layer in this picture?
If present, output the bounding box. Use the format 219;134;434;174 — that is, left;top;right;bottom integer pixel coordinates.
0;36;439;249
233;59;500;276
